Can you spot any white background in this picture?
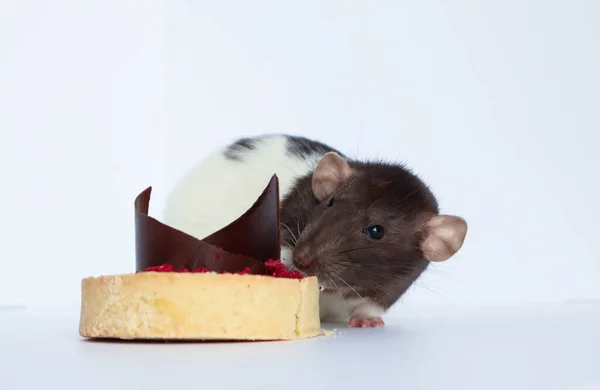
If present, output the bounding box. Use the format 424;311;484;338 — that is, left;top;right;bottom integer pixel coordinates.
1;0;599;311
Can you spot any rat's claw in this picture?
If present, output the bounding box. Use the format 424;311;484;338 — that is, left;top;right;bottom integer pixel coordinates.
347;316;385;328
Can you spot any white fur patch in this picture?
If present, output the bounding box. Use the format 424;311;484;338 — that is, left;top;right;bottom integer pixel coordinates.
350;299;385;319
280;246;294;267
162;135;320;240
319;294;384;322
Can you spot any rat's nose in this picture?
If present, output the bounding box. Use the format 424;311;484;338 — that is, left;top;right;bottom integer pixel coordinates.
293;246;314;269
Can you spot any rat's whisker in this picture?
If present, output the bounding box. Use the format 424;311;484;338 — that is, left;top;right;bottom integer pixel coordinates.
333;246;372;257
296;219;302;242
281;223;298;245
271;158;302;177
325;274;349;309
333;271;371;309
370;282;397;299
394;187;422;205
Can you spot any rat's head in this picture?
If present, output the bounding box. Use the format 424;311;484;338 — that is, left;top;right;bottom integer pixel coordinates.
290;152;467;301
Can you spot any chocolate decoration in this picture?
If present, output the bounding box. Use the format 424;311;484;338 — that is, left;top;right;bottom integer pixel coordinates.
134;175;281;274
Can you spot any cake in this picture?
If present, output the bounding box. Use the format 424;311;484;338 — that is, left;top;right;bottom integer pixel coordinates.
79;175;322;340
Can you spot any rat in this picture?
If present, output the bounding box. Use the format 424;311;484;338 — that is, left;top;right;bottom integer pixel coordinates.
162;134;467;328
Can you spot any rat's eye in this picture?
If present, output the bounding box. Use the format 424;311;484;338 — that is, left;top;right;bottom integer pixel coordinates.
326;196;334;207
364;225;384;239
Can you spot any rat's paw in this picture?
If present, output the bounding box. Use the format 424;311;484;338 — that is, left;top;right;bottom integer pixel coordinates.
347;316;385;328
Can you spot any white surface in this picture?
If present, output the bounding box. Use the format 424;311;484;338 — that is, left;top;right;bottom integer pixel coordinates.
1;1;600;309
1;304;599;390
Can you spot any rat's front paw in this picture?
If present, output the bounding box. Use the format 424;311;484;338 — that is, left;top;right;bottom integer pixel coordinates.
347;316;385;328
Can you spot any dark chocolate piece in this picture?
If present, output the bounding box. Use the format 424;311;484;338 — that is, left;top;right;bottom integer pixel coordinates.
134;175;281;274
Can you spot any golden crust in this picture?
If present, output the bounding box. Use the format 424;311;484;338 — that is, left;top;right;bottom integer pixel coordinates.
79;272;321;341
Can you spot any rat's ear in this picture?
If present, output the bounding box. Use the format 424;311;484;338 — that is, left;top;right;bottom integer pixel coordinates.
312;152;353;201
421;215;467;262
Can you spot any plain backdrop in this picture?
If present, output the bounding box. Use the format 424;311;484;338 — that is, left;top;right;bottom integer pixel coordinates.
1;0;599;313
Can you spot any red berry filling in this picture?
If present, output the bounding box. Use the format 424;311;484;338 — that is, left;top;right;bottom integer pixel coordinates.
145;264;174;272
264;259;303;279
144;259;303;279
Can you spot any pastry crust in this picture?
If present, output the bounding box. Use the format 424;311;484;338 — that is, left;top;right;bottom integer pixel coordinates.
79;272;321;340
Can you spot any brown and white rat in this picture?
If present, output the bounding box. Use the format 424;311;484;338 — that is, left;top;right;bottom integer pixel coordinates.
163;134;467;328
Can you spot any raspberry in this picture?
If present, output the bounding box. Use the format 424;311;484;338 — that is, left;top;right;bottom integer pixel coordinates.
264;259;304;279
143;259;303;279
145;264;174;272
286;270;303;279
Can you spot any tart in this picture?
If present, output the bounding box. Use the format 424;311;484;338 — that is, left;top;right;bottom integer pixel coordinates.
79;175;321;340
